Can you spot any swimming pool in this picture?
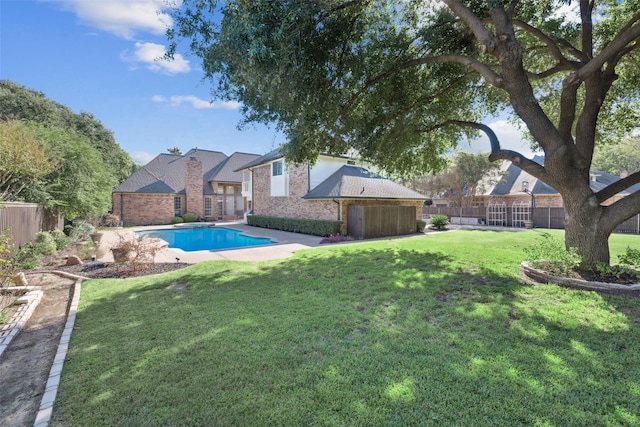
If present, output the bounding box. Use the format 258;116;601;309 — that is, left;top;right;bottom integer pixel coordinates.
137;226;274;252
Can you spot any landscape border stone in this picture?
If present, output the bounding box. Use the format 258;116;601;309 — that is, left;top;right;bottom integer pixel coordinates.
520;261;640;293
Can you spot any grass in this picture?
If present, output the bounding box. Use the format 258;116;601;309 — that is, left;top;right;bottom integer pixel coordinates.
51;230;640;426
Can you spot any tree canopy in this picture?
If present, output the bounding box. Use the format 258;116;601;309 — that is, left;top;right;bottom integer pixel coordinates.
417;152;503;207
168;0;640;266
0;80;136;218
0;119;56;200
592;133;640;177
0;80;135;186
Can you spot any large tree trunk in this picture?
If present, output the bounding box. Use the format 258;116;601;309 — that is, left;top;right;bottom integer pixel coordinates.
563;197;610;267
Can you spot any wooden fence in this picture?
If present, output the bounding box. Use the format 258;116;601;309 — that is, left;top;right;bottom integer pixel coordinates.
348;205;417;240
0;202;63;252
422;206;640;234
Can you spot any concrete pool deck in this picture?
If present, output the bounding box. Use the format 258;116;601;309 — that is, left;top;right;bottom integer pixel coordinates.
96;221;325;263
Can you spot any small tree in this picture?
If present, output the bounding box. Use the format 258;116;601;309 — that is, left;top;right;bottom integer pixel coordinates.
0;119;56;200
167;147;182;155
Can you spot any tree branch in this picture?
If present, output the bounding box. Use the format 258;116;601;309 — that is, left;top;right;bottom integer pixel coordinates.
564;21;640;87
441;0;497;53
595;171;640;204
440;119;554;186
601;189;640;234
512;19;566;63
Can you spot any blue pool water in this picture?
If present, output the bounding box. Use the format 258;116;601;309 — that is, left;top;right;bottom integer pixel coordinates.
137;227;274;252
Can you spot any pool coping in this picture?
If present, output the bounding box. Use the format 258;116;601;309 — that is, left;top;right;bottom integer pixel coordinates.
135;224;279;253
97;221;324;263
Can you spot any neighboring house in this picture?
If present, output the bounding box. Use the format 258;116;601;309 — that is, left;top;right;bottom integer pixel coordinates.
431;155;640;208
237;149;427;237
113;148;260;226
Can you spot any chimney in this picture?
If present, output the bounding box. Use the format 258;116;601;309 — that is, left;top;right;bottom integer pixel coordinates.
620;171;629;179
185;157;203;219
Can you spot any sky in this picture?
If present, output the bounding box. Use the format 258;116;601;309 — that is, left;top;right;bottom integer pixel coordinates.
0;0;534;166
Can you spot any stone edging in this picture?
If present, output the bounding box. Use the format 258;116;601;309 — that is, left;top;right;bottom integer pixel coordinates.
34;278;82;427
0;287;43;358
520;261;640;292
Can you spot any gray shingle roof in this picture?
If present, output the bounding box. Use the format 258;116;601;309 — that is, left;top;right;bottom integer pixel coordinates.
235;148;283;171
114;148;243;194
207;152;261;183
303;166;427;200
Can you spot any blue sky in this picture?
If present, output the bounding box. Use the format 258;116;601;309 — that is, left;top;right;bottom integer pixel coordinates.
1;0;532;166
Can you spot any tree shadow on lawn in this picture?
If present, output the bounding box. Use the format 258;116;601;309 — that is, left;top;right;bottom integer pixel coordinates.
51;246;640;426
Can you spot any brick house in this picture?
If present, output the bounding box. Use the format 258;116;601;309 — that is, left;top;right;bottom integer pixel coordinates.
237;149;428;236
431;155;639;208
112;148;260;226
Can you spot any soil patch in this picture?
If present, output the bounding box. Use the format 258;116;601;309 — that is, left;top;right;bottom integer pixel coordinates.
0;252;190;426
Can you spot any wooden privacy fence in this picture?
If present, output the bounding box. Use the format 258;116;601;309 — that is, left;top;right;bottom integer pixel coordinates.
0;202;63;251
423;206;640;234
348;205;417;240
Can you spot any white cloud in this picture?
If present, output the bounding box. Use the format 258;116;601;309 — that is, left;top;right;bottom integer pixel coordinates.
121;42;190;74
152;95;241;110
53;0;174;40
130;151;156;165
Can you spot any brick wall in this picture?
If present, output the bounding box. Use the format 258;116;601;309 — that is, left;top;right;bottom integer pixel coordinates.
112;193;179;226
252;162;423;234
185;158;203;218
252;163;339;220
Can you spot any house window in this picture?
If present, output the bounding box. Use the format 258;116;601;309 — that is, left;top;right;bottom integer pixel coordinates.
174;196;182;217
217;196;224;220
270;161;288;197
204;197;213;218
272;161;283;176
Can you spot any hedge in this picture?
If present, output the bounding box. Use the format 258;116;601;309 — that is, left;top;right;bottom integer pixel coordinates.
247;215;342;237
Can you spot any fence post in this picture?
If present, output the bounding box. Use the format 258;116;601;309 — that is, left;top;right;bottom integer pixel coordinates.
548;208;551;229
637;214;639;234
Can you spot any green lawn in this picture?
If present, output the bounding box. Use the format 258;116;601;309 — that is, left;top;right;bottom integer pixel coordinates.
51;230;640;426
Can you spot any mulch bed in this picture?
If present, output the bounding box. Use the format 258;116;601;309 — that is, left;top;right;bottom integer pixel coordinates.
53;262;191;279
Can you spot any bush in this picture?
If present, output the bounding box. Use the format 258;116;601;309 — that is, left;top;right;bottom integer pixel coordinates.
182;213;197;223
34;231;57;256
99;213;120;227
247;215;342;237
69;221;96;242
63;224;74;237
1;228;16;288
171;216;184;224
618;247;640;268
50;229;71;250
524;232;582;274
416;220;427;232
429;214;449;230
13;243;42;269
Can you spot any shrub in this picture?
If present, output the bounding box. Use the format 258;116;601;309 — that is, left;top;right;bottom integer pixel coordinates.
171;216;184;224
618;247;640;269
13;243;42;269
34;231;57;256
182;213;197;223
69;221;96;242
50;229;71;250
111;234;164;272
63;224;74;236
416;220;427;232
429;214;449;230
0;229;14;279
99;213;120;227
247;215;342;237
524;232;583;274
